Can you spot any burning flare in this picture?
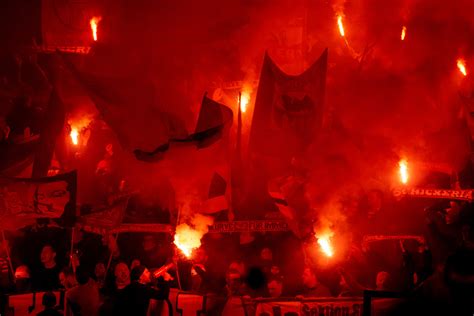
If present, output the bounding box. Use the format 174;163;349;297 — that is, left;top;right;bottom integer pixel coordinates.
399;159;409;184
173;224;203;257
70;129;79;145
337;15;345;37
90;16;102;41
401;26;407;41
173;214;213;258
317;235;334;257
68;117;92;146
457;59;467;76
239;92;250;113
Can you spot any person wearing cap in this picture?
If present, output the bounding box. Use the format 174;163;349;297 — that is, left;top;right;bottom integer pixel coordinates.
119;265;169;316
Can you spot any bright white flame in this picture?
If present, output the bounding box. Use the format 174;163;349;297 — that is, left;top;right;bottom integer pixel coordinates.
399;159;409;184
70;129;79;145
457;59;467;76
239;93;250;113
337;15;345;37
401;26;407;41
90;16;102;41
317;236;334;257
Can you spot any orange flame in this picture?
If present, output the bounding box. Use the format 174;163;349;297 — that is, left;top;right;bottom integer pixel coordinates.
337;15;345;37
90;16;102;41
70;129;79;145
173;224;202;258
399;159;409;184
173;214;213;258
68;117;92;146
317;235;334;257
457;59;467;76
401;26;407;41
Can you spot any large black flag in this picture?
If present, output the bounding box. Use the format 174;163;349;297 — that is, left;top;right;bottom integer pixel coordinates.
249;49;328;165
239;50;327;220
134;94;233;162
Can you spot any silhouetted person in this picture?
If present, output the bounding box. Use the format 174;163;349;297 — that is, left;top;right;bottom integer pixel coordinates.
300;267;331;297
64;266;100;316
267;277;284;298
33;245;61;291
38;292;61;316
119;265;169;316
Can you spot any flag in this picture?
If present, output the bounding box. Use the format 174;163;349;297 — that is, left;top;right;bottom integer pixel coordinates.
79;196;130;234
136;95;233;223
249;49;328;167
0;170;76;229
268;176;304;237
0;136;39;177
134;94;233;162
239;50;327;220
59;50;187;154
201;172;229;219
32;88;66;178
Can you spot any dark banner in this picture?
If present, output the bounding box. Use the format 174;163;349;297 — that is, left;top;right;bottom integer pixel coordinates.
109;223;173;234
392;187;474;201
0;171;76;229
254;298;363;316
41;0;94;47
208;220;289;233
249;49;327;160
79;196;130;233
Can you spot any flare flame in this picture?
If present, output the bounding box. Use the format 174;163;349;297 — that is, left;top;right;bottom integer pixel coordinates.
399;159;409;184
317;235;334;257
337;15;345;37
457;59;467;76
401;26;407;41
239;92;250;113
70;129;79;145
173;214;213;258
90;16;102;41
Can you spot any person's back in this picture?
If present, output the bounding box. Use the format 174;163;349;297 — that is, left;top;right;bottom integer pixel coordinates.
65;266;100;316
121;281;151;316
37;292;61;316
119;265;169;316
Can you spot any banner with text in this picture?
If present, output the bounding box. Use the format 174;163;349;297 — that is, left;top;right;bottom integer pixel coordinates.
392;187;474;202
254;298;363;316
208;220;289;233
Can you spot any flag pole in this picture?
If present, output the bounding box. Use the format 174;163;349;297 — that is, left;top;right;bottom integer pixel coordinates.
230;92;244;220
69;227;75;272
174;206;183;290
1;230;15;282
237;92;242;153
105;232;119;277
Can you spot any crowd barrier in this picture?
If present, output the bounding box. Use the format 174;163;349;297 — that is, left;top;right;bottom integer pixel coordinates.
2;289;406;315
4;291;63;316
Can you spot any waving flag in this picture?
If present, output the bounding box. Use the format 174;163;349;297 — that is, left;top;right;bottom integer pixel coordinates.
249;49;328;166
0;171;76;229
